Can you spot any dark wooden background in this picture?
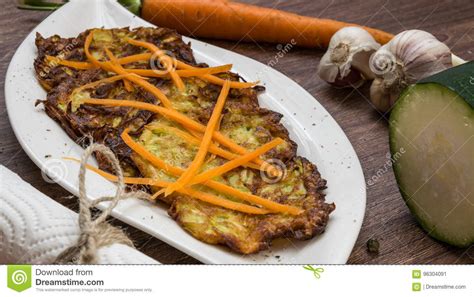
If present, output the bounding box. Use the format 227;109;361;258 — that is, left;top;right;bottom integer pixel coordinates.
1;0;473;264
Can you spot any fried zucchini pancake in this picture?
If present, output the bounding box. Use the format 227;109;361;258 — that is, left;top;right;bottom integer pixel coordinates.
35;27;335;254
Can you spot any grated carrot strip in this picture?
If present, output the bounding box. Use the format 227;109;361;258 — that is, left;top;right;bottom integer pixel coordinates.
170;58;258;88
104;48;134;92
84;31;173;108
121;128;180;174
45;55;92;69
172;186;269;214
127;38;257;89
117;52;152;64
205;180;302;215
125;69;168;78
201;74;258;89
164;80;231;196
176;64;233;76
84;30;102;68
45;53;154;71
107;62;173;108
118;130;302;215
82;98;280;176
150;188;165;200
74;74;134;93
189;138;283;186
177;63;258;89
127;64;233;78
44;53;231;79
126;38;185;91
127;38;211;73
63;157;269;215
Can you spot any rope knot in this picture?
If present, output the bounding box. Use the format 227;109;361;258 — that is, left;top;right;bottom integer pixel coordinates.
54;143;149;264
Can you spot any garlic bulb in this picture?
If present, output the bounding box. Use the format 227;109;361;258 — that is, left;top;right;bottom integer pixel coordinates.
369;30;452;112
318;26;381;88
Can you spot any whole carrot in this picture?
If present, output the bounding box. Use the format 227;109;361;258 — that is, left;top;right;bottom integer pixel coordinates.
141;0;393;47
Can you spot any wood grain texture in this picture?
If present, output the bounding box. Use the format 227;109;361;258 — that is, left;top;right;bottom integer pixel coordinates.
0;0;473;264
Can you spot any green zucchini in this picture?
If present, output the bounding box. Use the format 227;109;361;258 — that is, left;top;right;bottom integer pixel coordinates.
389;61;474;248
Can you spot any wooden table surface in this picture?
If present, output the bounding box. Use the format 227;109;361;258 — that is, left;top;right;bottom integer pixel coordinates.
1;0;473;264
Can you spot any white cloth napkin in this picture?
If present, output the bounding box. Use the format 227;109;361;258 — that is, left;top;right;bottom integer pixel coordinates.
0;165;159;264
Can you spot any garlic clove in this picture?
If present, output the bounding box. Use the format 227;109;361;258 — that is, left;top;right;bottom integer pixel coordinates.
369;30;452;111
351;50;377;80
318;26;381;88
318;54;342;83
370;78;399;112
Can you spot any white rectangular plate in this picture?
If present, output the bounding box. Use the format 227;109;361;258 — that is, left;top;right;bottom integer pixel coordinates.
5;0;366;263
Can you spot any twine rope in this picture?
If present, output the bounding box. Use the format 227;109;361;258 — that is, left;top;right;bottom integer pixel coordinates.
54;143;150;264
